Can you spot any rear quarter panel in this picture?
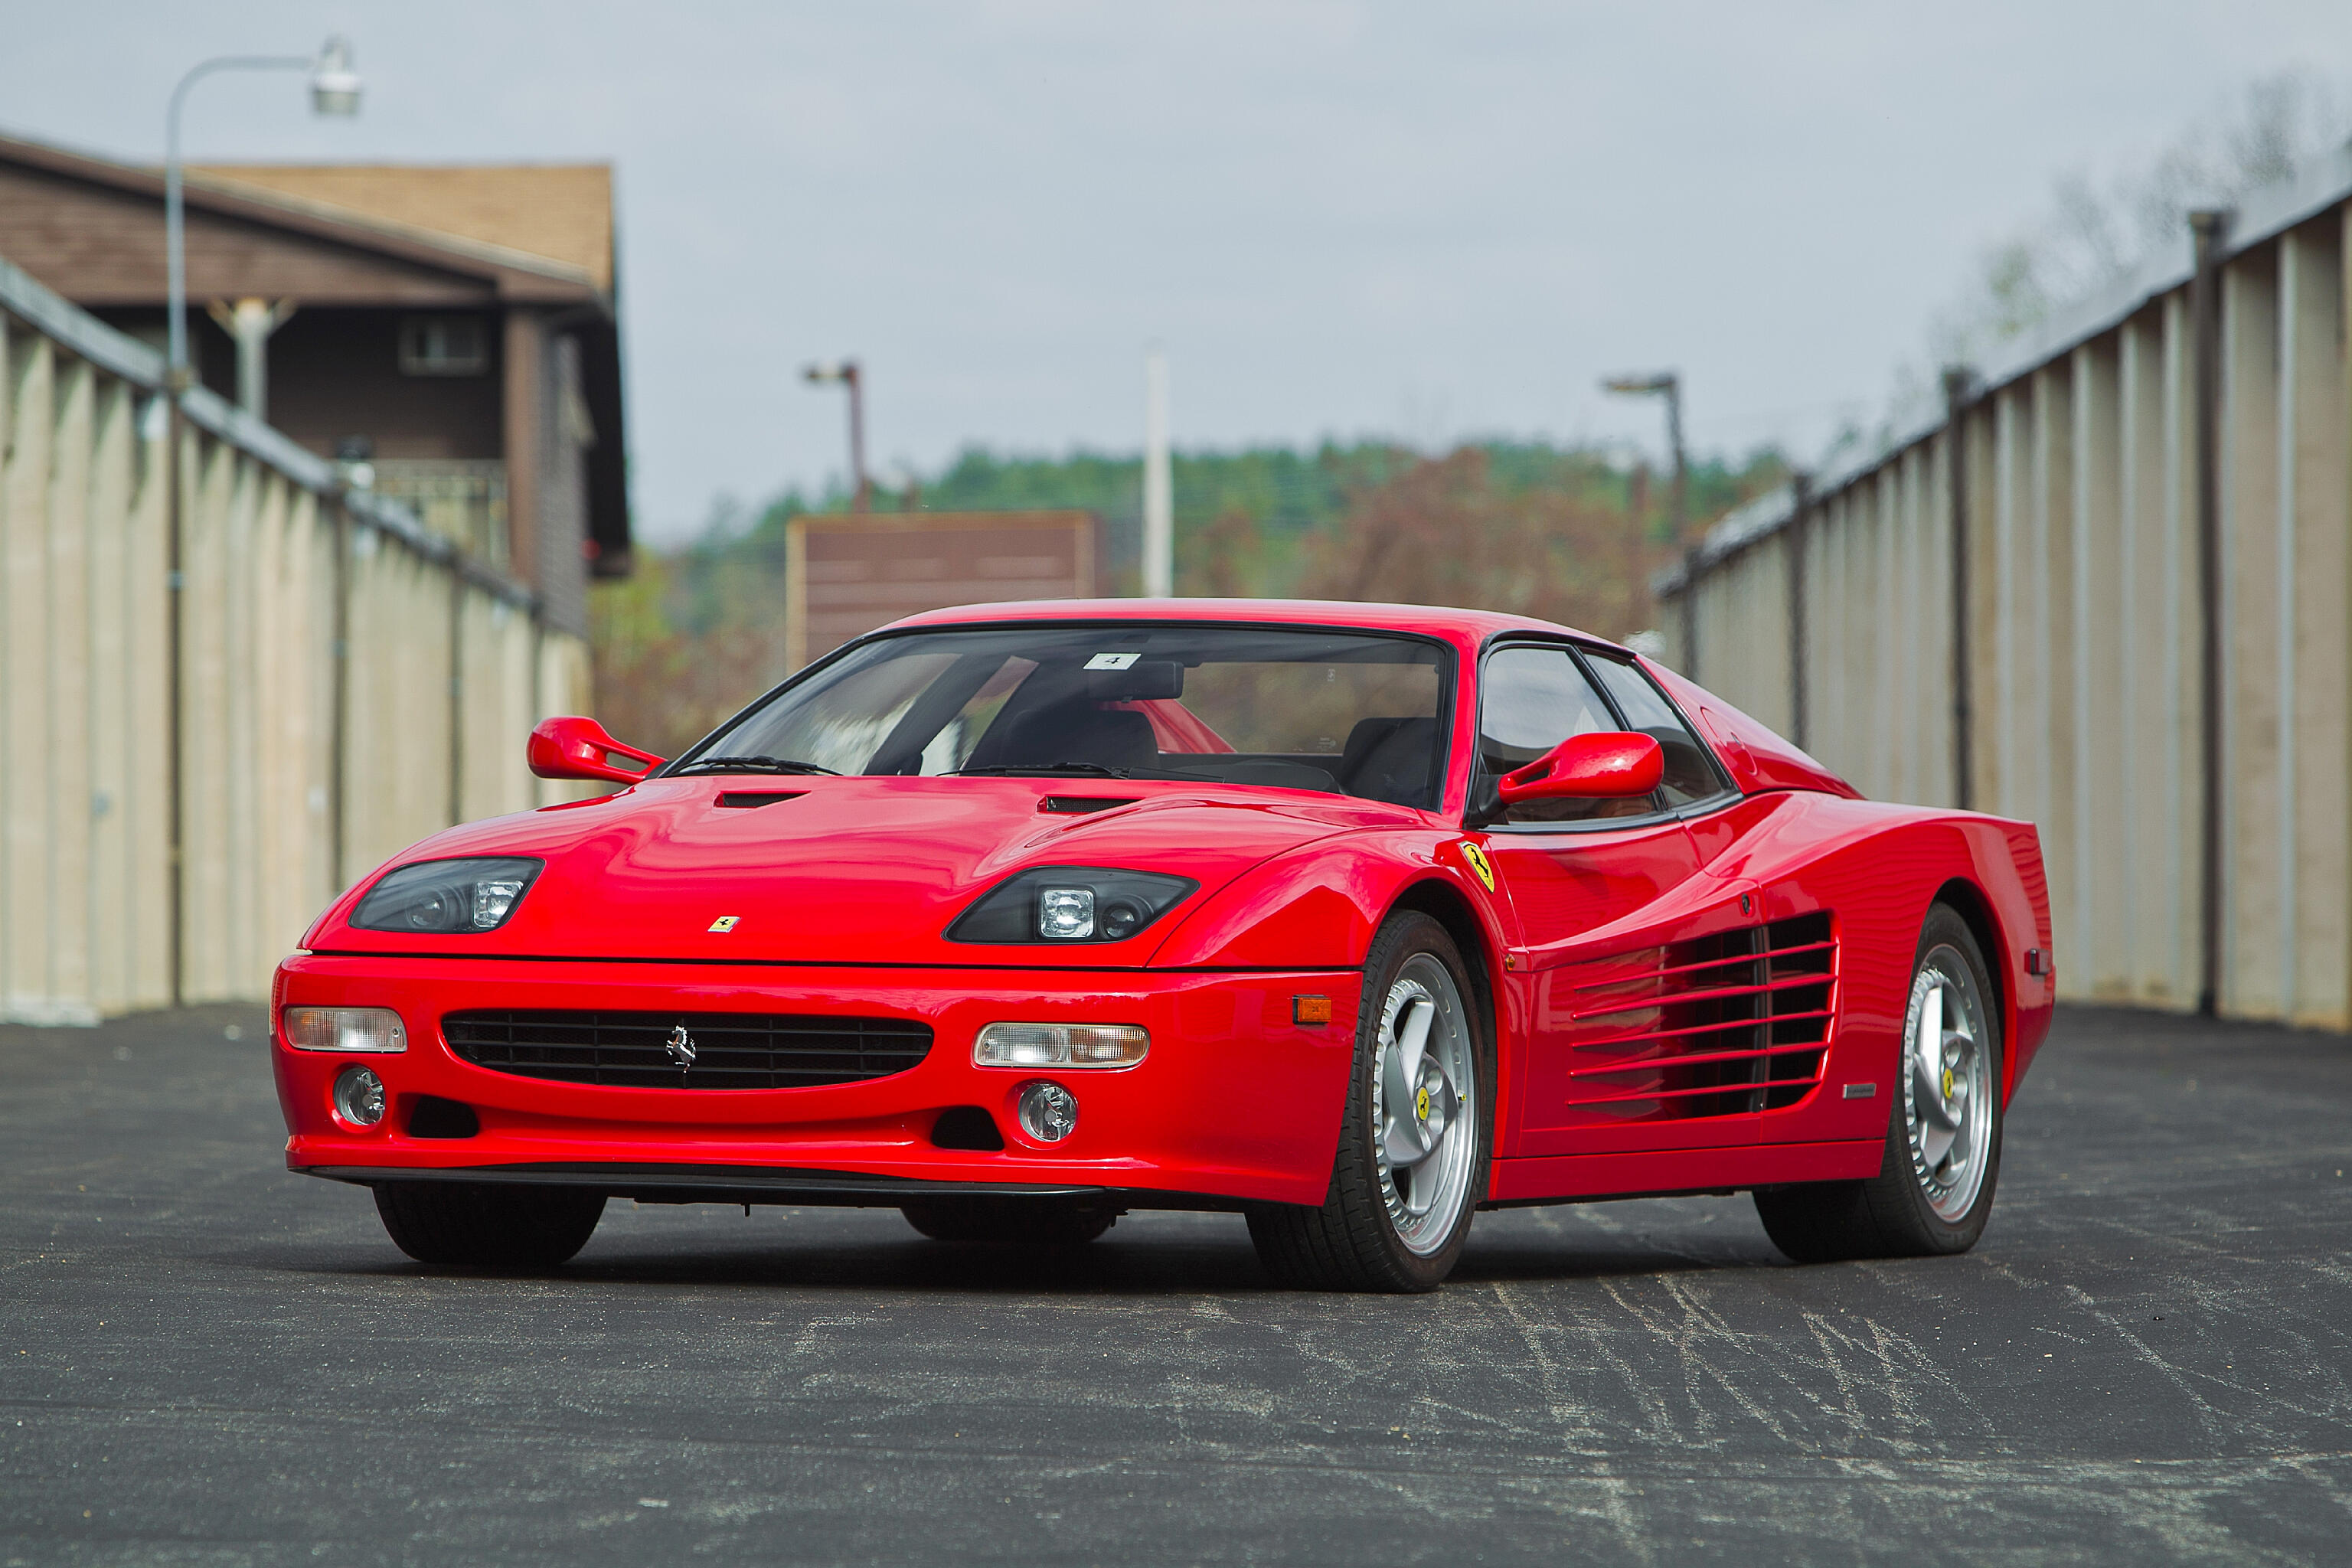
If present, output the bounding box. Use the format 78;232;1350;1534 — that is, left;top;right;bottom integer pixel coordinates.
1692;792;2055;1142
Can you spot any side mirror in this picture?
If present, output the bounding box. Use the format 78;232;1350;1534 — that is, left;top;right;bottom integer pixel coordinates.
1497;731;1663;804
528;715;665;786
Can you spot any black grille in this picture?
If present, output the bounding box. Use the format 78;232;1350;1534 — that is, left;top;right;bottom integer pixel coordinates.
443;1010;934;1090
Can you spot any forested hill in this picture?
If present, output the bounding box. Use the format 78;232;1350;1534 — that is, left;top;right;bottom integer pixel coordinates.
776;438;1776;557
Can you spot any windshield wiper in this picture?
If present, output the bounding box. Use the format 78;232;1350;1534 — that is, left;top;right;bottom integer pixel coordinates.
673;754;841;776
949;762;1129;778
949;760;1225;782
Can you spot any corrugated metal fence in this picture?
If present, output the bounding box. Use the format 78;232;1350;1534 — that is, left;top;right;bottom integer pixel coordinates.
0;255;590;1023
1657;145;2352;1029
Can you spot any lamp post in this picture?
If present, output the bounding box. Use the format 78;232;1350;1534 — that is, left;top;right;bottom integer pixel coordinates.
160;36;357;1008
1602;371;1685;543
802;360;869;512
165;36;361;393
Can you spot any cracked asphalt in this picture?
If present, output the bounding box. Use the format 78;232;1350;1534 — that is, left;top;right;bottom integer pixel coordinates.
4;1003;2350;1564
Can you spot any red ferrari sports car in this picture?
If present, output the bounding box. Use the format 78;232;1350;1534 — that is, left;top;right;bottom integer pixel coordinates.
273;599;2053;1291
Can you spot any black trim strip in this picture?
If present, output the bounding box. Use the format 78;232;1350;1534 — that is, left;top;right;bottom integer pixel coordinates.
299;1162;1250;1212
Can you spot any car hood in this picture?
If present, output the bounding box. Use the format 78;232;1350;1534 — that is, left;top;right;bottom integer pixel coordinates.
305;776;1420;966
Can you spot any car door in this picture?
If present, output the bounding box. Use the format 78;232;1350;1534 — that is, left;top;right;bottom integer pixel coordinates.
1468;642;1735;1158
1570;648;1835;1156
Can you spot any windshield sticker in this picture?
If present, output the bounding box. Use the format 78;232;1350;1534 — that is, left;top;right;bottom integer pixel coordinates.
1084;652;1141;671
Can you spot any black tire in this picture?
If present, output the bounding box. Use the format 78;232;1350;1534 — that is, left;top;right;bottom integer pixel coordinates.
900;1196;1118;1246
372;1181;606;1267
1756;903;2004;1264
1247;910;1494;1292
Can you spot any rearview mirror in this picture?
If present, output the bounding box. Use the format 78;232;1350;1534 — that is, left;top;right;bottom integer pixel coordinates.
528;715;665;786
1497;731;1663;804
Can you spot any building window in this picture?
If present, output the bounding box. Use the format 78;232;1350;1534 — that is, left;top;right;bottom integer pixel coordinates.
398;315;488;377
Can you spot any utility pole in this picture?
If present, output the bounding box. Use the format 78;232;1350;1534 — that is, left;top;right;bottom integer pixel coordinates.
1604;371;1687;542
803;360;869;511
1143;348;1173;596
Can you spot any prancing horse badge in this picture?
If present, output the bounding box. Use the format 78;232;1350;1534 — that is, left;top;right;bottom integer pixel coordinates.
665;1024;697;1070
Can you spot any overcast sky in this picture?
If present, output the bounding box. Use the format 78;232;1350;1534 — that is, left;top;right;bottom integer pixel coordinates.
5;2;2349;544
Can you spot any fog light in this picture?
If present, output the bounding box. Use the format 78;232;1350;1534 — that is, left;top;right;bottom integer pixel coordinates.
1016;1081;1078;1142
283;1006;407;1053
332;1066;387;1128
975;1023;1148;1069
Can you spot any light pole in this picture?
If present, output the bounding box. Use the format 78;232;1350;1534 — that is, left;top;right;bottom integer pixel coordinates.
1602;371;1685;543
161;37;357;1008
802;360;869;512
165;36;361;393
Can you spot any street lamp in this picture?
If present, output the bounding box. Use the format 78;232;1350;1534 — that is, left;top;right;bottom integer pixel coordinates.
802;359;870;512
165;36;361;393
1602;371;1686;543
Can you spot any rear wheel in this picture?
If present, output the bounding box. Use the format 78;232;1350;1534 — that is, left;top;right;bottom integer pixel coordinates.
372;1181;606;1267
900;1196;1118;1246
1247;910;1493;1292
1755;903;2003;1263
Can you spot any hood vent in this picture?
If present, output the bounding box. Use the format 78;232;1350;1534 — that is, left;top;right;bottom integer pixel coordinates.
1039;795;1139;815
1557;910;1838;1123
716;791;805;810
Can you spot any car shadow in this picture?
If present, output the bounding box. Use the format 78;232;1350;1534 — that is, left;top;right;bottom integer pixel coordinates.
238;1205;1789;1295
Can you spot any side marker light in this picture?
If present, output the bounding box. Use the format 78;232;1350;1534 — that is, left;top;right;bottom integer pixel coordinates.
1292;995;1332;1026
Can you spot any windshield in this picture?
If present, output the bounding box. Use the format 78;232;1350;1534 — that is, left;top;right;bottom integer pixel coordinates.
672;623;1452;808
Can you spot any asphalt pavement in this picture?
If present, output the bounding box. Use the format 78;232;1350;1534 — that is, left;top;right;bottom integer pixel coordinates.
5;1002;2349;1565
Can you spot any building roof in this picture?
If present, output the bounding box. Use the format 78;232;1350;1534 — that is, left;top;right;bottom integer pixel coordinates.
189;163;615;292
0;131;607;305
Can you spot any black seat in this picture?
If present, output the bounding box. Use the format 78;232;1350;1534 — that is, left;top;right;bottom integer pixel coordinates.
995;704;1158;773
1338;717;1439;806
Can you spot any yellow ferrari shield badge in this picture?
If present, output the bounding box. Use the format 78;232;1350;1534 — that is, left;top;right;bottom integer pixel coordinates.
1461;841;1495;892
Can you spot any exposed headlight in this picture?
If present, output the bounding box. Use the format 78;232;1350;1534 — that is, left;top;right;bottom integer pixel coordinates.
946;867;1198;945
350;857;543;933
975;1023;1149;1069
283;1006;407;1053
1039;887;1096;939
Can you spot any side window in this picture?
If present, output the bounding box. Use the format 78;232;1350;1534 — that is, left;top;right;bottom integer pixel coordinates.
1582;651;1731;808
1478;645;1649;825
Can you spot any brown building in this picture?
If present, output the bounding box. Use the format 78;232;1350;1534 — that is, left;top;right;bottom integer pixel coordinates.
783;511;1104;672
0;132;629;632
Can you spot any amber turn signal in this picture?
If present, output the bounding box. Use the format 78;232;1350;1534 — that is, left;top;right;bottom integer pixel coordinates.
1292;995;1332;1026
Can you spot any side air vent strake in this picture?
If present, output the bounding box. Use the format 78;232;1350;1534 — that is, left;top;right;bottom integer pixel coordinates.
1557;910;1838;1123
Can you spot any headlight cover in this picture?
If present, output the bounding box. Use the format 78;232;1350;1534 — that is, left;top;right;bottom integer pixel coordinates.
946;867;1199;945
350;856;544;933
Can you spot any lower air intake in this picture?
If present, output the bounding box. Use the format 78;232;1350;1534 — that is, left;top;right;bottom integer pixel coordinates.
443;1010;934;1090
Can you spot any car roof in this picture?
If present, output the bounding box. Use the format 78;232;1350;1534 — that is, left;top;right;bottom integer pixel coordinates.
882;596;1627;652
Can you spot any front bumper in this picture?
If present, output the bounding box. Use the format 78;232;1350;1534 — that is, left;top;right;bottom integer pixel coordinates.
273;955;1362;1207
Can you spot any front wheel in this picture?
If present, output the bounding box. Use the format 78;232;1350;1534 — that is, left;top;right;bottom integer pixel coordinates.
1248;910;1494;1292
1755;903;2004;1263
372;1181;606;1267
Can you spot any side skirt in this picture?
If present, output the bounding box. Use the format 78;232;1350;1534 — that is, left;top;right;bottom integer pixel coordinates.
1484;1138;1884;1207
